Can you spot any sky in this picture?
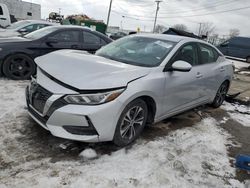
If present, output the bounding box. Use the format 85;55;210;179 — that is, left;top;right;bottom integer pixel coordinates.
25;0;250;37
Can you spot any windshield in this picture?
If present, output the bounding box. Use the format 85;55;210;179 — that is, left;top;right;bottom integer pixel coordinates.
24;26;58;40
96;36;176;67
6;20;30;30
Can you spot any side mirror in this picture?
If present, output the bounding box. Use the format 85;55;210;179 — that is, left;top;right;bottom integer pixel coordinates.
171;60;192;72
18;28;28;33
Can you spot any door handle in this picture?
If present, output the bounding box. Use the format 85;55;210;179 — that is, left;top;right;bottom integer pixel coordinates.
0;18;6;20
196;72;203;78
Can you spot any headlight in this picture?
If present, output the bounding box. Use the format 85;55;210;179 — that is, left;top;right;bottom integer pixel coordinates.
64;88;125;105
0;48;3;51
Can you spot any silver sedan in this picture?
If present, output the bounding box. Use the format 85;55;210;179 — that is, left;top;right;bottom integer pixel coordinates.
26;34;234;146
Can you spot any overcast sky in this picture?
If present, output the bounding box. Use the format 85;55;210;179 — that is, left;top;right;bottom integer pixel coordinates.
26;0;250;36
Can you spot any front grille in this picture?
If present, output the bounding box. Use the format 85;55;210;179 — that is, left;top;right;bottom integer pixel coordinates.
29;82;53;114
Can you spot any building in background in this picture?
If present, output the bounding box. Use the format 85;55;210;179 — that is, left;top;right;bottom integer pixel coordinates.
0;0;41;21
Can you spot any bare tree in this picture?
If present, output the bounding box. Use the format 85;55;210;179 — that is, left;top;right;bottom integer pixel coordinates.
199;22;216;37
173;24;188;31
229;28;240;38
154;24;167;33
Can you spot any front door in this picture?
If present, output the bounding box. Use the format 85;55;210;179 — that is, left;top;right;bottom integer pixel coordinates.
163;43;205;115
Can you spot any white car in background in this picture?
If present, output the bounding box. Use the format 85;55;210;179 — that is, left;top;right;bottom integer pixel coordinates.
0;20;55;38
26;34;234;146
0;3;11;28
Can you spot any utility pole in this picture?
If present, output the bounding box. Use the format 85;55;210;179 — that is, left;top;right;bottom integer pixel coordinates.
198;23;202;36
153;0;162;33
106;0;113;32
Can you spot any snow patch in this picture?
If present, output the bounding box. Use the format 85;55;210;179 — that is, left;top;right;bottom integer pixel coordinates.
221;102;250;127
79;148;98;160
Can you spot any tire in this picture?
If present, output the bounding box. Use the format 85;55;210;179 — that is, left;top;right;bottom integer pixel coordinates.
2;54;36;80
246;56;250;63
211;81;229;108
113;99;148;147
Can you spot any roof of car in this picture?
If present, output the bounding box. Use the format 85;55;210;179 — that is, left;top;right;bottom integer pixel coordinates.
46;25;92;30
133;33;204;43
19;20;56;25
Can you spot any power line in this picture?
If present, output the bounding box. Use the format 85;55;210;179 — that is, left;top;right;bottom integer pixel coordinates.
160;0;237;13
157;5;250;18
112;4;250;20
159;0;239;14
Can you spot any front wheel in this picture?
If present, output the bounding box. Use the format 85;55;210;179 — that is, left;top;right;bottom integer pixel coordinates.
211;81;229;108
113;99;148;147
2;54;36;80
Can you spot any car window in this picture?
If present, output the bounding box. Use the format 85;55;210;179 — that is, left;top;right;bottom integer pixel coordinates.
96;36;176;67
23;24;47;32
23;24;35;32
24;27;59;40
172;43;198;66
101;38;107;45
35;24;48;30
6;20;30;29
199;43;217;64
52;30;80;42
83;31;101;44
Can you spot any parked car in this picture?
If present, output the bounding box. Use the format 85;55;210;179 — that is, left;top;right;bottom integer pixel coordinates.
0;3;11;28
0;25;112;79
110;32;127;40
0;20;55;38
26;34;233;147
217;36;250;63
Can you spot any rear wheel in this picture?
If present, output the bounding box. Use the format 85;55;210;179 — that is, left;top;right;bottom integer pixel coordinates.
211;81;229;108
3;54;36;80
113;99;148;147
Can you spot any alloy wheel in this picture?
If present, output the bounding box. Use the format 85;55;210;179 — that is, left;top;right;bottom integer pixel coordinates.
120;106;145;140
214;83;228;106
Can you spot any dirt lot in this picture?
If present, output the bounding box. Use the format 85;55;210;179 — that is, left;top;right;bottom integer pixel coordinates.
0;59;249;188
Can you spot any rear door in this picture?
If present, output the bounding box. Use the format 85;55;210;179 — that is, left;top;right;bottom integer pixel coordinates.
39;29;82;55
197;43;225;98
82;31;106;54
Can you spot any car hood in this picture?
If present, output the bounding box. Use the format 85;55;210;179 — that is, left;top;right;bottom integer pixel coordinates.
0;36;31;43
35;50;151;90
0;30;19;38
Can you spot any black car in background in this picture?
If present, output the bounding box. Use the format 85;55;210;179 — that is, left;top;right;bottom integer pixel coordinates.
217;36;250;63
0;26;112;80
110;32;127;40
